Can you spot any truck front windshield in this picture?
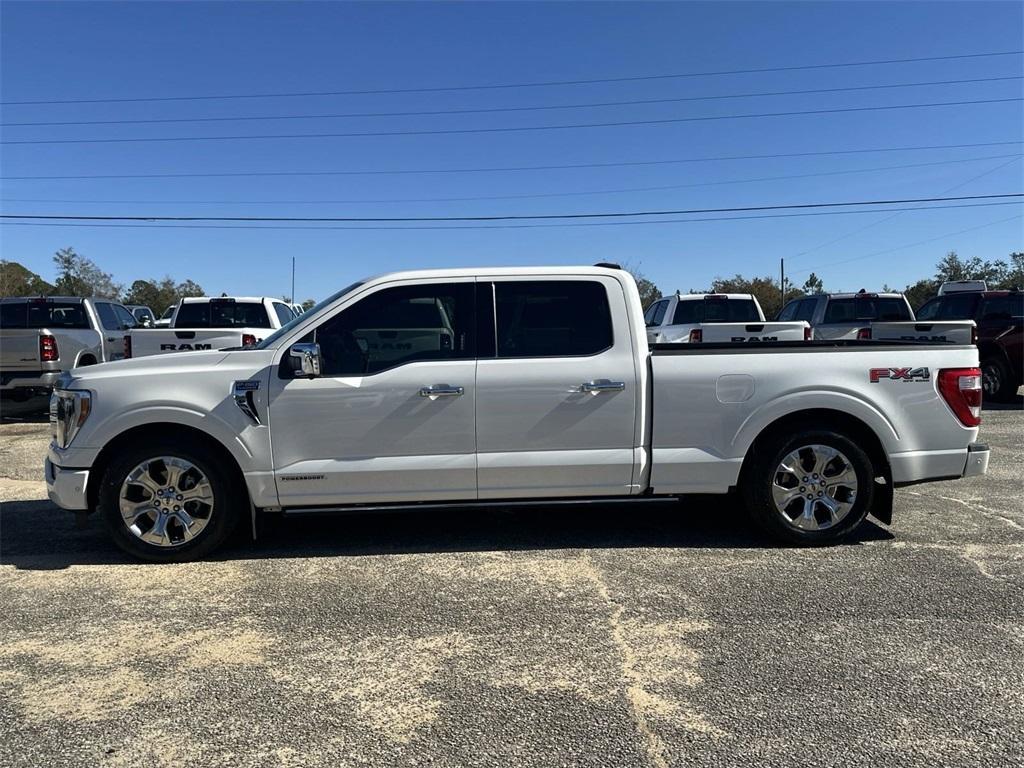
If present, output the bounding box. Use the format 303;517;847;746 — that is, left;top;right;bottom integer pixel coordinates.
255;282;364;350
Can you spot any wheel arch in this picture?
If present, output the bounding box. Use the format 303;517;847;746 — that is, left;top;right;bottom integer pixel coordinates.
86;423;248;512
738;408;893;524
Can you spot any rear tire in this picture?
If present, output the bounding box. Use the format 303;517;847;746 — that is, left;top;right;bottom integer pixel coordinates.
98;438;243;562
981;356;1016;402
741;428;874;546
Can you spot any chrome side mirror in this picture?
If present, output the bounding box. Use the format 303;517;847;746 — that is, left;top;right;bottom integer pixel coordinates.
289;342;322;378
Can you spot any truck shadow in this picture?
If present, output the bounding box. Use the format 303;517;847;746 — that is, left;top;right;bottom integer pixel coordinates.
0;497;893;571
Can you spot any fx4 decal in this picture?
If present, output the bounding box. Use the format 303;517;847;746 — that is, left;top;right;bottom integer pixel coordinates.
869;367;931;383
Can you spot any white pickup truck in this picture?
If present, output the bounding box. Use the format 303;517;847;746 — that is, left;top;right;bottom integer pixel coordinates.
645;292;808;344
778;291;976;344
46;265;990;562
128;296;296;357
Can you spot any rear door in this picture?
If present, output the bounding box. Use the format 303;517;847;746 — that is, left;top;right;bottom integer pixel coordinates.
93;301;131;361
475;276;639;498
979;293;1024;373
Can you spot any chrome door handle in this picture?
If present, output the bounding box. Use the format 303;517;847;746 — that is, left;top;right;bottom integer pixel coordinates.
578;380;626;394
419;384;464;398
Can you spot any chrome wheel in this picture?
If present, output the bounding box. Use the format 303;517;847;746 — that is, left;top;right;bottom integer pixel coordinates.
118;456;214;548
771;444;858;532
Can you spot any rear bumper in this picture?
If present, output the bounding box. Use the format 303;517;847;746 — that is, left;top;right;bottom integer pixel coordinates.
890;443;990;486
45;456;90;511
962;443;990;478
0;370;61;391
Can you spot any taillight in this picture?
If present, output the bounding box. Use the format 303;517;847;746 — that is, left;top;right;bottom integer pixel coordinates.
856;327;872;340
688;328;703;343
123;335;132;358
938;367;982;427
242;333;257;347
40;334;58;361
804;326;812;341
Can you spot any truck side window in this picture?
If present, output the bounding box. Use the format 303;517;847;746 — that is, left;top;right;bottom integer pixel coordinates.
113;304;138;329
94;302;122;331
795;299;817;323
494;280;613;358
644;299;668;327
273;302;295;326
776;300;799;321
915;299;941;320
307;283;475;376
981;295;1024;321
0;302;27;328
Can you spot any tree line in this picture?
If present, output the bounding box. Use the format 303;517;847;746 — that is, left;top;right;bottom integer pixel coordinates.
634;250;1023;319
0;247;314;316
2;246;1020;320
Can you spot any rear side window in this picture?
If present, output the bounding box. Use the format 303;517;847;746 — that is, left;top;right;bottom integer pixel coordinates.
776;300;799;321
795;298;817;323
495;280;613;358
644;299;669;327
980;294;1024;321
823;297;911;323
672;298;760;324
175;301;272;328
273;303;295;326
15;301;90;329
1;302;27;328
94;302;123;330
917;294;979;321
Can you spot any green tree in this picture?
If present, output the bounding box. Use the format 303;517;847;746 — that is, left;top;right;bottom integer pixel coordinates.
903;278;940;311
52;247;121;298
802;272;824;294
707;274;803;319
124;276;206;315
0;260;55;296
621;265;662;308
934;250;1009;285
300;299;316;311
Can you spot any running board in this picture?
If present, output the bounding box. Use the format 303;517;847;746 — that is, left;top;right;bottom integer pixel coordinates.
279;495;677;517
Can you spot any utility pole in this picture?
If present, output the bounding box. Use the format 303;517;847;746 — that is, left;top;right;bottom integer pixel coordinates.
291;257;295;303
780;257;785;307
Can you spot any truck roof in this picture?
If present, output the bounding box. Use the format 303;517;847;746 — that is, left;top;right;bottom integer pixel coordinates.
359;265;628;283
674;293;755;301
823;292;905;300
0;295;88;303
179;296;281;304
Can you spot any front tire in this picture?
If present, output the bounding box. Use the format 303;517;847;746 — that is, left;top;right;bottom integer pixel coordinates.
741;429;874;545
98;438;242;562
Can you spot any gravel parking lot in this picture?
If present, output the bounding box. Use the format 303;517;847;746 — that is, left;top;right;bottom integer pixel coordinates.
1;398;1022;768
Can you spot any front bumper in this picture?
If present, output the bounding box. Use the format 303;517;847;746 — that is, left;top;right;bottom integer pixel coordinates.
45;456;90;511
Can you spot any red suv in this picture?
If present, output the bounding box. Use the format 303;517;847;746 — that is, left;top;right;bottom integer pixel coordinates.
917;289;1023;400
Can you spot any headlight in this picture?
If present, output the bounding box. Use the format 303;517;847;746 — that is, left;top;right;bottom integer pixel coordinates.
50;389;91;448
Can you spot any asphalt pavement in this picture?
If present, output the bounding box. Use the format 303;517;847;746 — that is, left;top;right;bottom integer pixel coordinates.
1;397;1021;768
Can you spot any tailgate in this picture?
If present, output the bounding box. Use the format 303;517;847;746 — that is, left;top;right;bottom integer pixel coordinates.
129;328;259;357
870;321;976;344
697;322;809;343
0;330;43;371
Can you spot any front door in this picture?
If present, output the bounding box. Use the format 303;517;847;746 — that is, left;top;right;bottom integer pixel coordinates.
268;279;478;507
475;276;639;498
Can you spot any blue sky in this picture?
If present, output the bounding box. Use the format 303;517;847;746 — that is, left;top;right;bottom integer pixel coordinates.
1;1;1022;302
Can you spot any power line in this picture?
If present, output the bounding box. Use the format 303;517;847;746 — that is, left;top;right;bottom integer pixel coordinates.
2;202;1019;232
787;213;1024;276
3;193;1020;224
5;98;1019;146
4;76;1020;128
5;140;1019;181
791;155;1023;264
5;154;1020;206
4;49;1021;106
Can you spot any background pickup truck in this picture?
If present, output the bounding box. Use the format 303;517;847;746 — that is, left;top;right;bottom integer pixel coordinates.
916;287;1023;400
128;296;296;357
45;265;989;562
645;292;809;343
0;296;134;398
778;291;975;344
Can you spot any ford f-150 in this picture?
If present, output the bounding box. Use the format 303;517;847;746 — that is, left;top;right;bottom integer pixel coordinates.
45;265;990;561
